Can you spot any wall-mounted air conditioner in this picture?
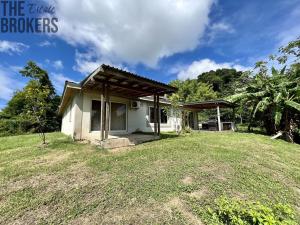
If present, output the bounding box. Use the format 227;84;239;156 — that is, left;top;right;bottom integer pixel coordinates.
131;100;141;109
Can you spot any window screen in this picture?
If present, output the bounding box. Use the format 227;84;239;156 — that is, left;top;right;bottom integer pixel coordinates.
110;102;126;130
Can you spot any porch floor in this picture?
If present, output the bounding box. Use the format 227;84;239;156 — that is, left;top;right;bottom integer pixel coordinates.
96;134;160;149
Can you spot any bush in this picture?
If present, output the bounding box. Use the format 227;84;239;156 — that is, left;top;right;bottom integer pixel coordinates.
207;196;297;225
0;118;35;136
182;126;193;134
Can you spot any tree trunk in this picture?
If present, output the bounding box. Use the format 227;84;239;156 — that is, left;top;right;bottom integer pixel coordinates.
248;107;255;132
283;111;294;142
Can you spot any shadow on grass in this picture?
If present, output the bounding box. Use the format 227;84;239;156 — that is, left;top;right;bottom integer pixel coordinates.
235;124;267;136
46;137;77;149
236;129;267;135
160;132;180;140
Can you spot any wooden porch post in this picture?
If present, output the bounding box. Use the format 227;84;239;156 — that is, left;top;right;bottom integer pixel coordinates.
182;110;186;130
105;84;110;139
157;95;160;136
153;94;157;135
194;111;199;130
217;105;221;131
101;84;105;141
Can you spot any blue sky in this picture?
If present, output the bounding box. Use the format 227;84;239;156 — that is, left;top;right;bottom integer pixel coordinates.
0;0;299;109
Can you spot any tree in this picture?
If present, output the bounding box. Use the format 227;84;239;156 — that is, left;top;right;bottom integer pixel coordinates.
198;68;245;97
169;79;217;103
20;61;55;95
229;38;300;142
0;61;61;139
22;80;52;144
164;93;182;135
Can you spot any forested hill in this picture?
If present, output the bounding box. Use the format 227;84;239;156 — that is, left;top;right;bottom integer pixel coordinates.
169;68;251;103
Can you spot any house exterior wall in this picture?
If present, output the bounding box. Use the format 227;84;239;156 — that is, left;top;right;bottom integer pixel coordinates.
61;97;76;136
61;89;182;141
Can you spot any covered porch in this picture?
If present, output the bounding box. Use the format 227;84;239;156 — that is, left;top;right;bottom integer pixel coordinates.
183;100;236;131
80;64;177;147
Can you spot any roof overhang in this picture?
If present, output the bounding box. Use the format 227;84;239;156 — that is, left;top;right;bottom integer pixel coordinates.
81;64;177;98
183;100;236;111
58;64;177;115
58;81;81;115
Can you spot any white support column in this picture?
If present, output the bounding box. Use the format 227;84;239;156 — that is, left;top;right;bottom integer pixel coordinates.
217;106;221;131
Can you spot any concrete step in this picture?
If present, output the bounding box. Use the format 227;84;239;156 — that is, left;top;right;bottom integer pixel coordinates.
93;134;160;149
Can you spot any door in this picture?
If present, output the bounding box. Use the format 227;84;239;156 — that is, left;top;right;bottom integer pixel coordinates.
110;102;127;131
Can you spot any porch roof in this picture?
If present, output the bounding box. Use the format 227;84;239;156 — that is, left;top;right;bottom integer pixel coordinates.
81;64;177;97
183;100;236;110
58;64;177;115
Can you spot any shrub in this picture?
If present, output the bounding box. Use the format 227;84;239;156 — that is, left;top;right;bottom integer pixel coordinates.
207;196;297;225
182;126;193;134
0;118;35;137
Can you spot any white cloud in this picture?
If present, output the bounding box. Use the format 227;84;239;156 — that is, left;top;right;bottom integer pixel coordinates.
73;51;101;74
51;73;75;93
53;60;64;70
0;40;29;55
205;21;235;43
0;66;25;101
175;58;251;80
73;50;129;75
45;59;64;70
54;0;215;68
39;40;55;47
210;22;234;33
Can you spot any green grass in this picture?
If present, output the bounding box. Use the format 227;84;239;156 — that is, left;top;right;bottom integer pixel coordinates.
0;131;299;224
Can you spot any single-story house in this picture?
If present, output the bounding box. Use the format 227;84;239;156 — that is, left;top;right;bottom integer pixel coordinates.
58;64;180;147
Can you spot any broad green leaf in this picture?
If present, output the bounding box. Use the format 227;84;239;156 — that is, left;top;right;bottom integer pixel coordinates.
286;100;300;112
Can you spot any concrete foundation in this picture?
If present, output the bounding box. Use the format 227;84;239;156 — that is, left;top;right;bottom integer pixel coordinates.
93;134;160;149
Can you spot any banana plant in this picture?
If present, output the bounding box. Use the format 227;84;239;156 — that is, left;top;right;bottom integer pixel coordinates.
228;64;300;142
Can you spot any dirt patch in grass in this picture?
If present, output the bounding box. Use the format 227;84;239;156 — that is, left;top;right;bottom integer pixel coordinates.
43;162;110;193
70;204;168;225
1;162;110;196
293;187;300;196
9;151;73;169
188;189;208;200
11;205;51;225
182;176;194;185
200;164;234;181
33;151;73;166
166;197;203;225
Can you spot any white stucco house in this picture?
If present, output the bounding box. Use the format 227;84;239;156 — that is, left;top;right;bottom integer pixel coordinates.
58;64;181;147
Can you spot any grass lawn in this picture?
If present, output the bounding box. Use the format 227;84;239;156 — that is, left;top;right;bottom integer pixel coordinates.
0;131;299;224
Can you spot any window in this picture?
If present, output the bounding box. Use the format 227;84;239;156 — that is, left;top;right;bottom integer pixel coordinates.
111;102;126;130
161;108;168;124
91;100;101;131
149;107;168;124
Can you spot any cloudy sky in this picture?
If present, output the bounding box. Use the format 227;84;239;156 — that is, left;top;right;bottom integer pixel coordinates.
0;0;299;109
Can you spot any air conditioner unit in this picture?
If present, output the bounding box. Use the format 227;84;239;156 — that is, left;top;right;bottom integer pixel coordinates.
131;100;141;109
